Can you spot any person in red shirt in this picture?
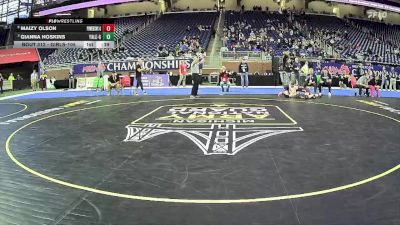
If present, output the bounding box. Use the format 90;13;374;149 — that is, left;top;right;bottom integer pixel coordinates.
219;66;230;95
177;61;187;87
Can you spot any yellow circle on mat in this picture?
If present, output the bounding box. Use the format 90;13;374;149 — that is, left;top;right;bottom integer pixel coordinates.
5;98;400;204
0;103;28;119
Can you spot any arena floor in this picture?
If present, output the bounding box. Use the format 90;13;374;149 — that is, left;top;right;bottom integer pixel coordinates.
0;95;399;225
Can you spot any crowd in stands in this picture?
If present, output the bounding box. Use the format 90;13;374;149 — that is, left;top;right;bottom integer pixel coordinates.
223;10;326;59
223;9;400;65
156;35;204;58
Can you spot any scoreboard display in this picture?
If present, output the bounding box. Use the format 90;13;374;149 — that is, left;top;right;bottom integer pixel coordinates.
13;18;115;49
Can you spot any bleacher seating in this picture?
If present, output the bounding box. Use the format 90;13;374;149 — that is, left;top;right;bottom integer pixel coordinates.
344;18;400;64
121;12;217;58
224;11;298;56
114;15;153;40
38;49;56;61
224;11;400;64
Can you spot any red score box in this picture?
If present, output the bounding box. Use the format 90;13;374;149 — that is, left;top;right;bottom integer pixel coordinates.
102;24;115;32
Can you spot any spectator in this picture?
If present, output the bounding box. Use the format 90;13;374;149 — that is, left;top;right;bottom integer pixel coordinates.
219;66;230;94
356;74;369;97
238;56;249;88
68;69;75;89
40;73;47;91
381;66;389;90
8;73;15;82
389;67;397;91
108;71;121;96
31;70;38;91
367;70;379;97
177;61;187;87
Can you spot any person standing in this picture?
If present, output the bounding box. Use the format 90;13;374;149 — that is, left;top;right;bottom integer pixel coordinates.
0;73;3;94
177;61;187;87
96;61;105;91
381;66;389;90
313;68;322;97
8;73;15;82
39;73;47;91
198;51;205;75
293;57;301;85
389;66;397;91
30;70;38;91
322;68;332;96
300;61;309;87
68;68;75;89
238;57;249;88
190;54;201;99
134;58;147;96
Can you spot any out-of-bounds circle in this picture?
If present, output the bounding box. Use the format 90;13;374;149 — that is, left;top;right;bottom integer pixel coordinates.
0;103;28;119
5;98;400;204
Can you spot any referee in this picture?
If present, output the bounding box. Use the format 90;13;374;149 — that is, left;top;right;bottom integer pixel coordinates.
190;54;201;99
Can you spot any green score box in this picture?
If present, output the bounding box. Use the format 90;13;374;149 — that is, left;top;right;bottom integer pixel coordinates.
102;32;114;41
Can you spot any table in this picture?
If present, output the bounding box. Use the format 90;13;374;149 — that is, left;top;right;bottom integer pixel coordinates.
235;75;276;86
54;80;73;89
12;80;31;90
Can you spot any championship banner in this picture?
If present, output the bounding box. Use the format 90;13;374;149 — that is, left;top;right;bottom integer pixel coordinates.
314;62;400;76
73;58;192;74
133;74;169;87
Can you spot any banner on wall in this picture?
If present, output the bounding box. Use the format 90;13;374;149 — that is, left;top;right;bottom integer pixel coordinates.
73;59;193;74
314;62;400;76
0;48;39;65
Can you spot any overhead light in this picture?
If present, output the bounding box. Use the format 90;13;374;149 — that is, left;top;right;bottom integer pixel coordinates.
56;12;72;16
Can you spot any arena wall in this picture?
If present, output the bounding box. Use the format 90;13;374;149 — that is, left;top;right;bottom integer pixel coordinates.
105;1;159;17
286;0;306;10
222;61;272;74
173;0;216;10
337;3;364;18
223;0;237;11
383;11;400;25
172;0;305;11
308;1;364;17
241;0;280;11
93;8;106;18
47;68;71;80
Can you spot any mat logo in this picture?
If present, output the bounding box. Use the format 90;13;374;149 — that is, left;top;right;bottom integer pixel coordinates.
124;104;303;155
